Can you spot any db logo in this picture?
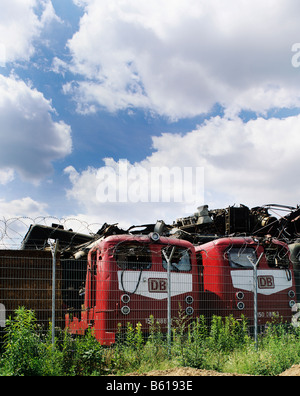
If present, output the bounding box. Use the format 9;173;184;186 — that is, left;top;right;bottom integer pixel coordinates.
258;275;275;289
148;278;168;293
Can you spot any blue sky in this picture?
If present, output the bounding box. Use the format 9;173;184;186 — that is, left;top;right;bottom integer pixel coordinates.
1;0;300;239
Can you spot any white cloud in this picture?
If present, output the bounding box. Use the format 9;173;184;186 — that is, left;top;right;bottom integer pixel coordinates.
64;114;300;226
0;169;15;185
63;0;300;119
144;115;300;208
0;0;60;65
0;74;72;182
0;197;49;248
0;197;48;219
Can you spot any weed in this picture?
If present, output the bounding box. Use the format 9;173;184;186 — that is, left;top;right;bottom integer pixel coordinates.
2;307;50;376
1;308;300;376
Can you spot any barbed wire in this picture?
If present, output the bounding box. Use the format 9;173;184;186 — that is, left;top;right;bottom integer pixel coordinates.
0;216;103;249
0;215;292;272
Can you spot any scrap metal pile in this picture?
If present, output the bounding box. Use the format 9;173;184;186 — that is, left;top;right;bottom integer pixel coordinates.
20;203;300;258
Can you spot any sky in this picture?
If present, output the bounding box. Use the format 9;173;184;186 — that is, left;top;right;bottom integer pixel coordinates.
1;0;300;240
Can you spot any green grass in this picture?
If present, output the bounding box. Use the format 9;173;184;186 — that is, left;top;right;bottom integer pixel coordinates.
1;307;300;376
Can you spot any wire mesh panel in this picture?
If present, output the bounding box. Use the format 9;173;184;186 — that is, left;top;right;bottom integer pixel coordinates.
0;250;63;330
0;238;298;346
0;214;299;352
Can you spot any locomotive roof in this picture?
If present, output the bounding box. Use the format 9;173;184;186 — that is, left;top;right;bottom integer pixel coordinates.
194;236;289;251
96;233;195;248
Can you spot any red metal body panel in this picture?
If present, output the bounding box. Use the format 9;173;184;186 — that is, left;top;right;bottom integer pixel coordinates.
195;237;297;326
66;235;200;345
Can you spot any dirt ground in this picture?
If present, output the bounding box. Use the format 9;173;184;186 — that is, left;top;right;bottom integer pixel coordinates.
127;367;248;376
279;365;300;376
127;364;300;376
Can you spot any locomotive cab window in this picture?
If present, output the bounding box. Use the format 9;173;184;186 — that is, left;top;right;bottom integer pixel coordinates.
227;247;256;269
114;243;151;270
162;246;191;272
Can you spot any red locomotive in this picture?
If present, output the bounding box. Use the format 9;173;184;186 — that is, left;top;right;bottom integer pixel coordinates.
66;233;200;345
195;237;297;327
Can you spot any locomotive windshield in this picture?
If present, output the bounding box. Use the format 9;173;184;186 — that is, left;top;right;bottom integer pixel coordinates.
227;247;257;268
114;243;152;270
162;246;191;272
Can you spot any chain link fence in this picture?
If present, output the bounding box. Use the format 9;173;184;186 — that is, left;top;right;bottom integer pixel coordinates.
0;218;299;346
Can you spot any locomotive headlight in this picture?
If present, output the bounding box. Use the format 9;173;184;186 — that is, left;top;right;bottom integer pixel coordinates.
121;306;130;315
237;302;245;310
150;232;160;242
236;291;244;300
288;290;295;299
289;300;296;308
185;295;194;304
121;294;131;304
186;306;194;315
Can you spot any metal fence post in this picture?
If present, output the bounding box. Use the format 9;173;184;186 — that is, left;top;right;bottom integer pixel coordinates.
49;239;59;347
162;246;176;356
248;252;263;349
